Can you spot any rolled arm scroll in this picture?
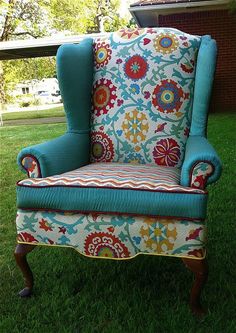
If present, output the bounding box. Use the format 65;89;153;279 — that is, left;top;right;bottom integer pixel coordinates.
181;136;222;189
21;155;42;178
17;132;90;178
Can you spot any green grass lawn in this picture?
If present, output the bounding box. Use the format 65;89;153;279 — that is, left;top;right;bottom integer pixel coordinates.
2;106;65;121
0;113;235;333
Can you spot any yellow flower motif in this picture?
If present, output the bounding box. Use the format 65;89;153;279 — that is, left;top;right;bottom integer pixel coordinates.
154;33;179;54
122;109;149;144
140;219;177;253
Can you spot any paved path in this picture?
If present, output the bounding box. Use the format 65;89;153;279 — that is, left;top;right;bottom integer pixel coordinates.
3;116;66;126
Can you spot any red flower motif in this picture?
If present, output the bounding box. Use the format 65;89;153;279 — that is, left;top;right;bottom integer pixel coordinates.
92;78;117;116
153;138;181;167
39;218;53;232
152;79;185;114
91;213;100;221
94;40;112;68
188;249;204;258
17;232;38;243
186;227;203;241
59;226;67;234
107;227;114;233
91;131;114;163
143;38;151;45
84;232;130;258
192;175;206;189
117;99;124;106
117;28;144;39
144;91;150;99
180;61;194;73
184;127;190;137
155;122;167;133
147;28;156;34
124;55;148;80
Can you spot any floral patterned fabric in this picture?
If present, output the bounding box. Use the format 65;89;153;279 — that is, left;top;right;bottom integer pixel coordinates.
21;156;40;178
191;162;214;189
91;28;201;167
16;209;206;259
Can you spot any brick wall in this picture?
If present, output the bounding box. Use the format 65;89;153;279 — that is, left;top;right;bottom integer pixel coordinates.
159;10;236;112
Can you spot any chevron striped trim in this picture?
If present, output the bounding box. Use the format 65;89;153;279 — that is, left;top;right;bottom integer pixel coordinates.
18;163;205;194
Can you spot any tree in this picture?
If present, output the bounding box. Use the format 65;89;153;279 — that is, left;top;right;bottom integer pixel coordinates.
229;0;236;12
0;0;129;105
0;0;52;104
50;0;127;34
0;0;50;42
3;57;56;101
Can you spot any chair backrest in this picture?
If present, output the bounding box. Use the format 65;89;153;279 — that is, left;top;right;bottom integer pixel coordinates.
90;27;201;167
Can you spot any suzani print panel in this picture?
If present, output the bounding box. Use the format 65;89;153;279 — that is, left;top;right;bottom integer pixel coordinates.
191;162;214;189
90;28;201;167
21;156;41;178
16;210;206;259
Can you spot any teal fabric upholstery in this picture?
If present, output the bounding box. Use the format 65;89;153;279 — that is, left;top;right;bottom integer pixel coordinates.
17;133;90;177
181;135;222;187
17;183;207;220
18;38;94;178
191;36;217;136
56;38;94;133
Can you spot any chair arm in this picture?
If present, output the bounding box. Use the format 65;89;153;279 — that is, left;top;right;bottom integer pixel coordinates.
17;132;90;178
180;136;222;189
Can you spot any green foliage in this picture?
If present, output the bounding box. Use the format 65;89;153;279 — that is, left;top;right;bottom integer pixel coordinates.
1;0;130;104
229;0;236;12
3;57;56;103
50;0;128;33
0;0;51;41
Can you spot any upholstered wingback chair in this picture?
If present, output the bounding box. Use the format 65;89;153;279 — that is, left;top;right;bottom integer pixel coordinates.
15;28;222;315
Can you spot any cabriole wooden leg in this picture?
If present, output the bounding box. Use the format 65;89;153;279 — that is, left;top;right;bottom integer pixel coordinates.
182;257;208;316
14;243;36;297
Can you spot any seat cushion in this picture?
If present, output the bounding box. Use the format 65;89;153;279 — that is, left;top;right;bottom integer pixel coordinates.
17;162;207;219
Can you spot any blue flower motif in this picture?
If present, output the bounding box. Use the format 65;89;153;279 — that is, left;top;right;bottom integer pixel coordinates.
130;83;140;94
132;236;141;245
58;235;71;245
124;152;145;164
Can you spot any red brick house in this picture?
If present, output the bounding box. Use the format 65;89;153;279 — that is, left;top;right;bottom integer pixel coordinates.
130;0;236;112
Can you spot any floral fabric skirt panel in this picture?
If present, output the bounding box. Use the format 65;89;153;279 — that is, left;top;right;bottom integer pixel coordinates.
16;210;206;260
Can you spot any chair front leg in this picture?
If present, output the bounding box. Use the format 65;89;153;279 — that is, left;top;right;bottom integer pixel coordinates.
14;243;36;297
182;258;208;316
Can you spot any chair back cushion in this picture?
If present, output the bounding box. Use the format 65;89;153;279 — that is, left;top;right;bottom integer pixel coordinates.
90;28;201;167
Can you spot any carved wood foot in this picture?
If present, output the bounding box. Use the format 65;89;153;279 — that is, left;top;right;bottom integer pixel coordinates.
182;257;208;316
14;243;36;297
